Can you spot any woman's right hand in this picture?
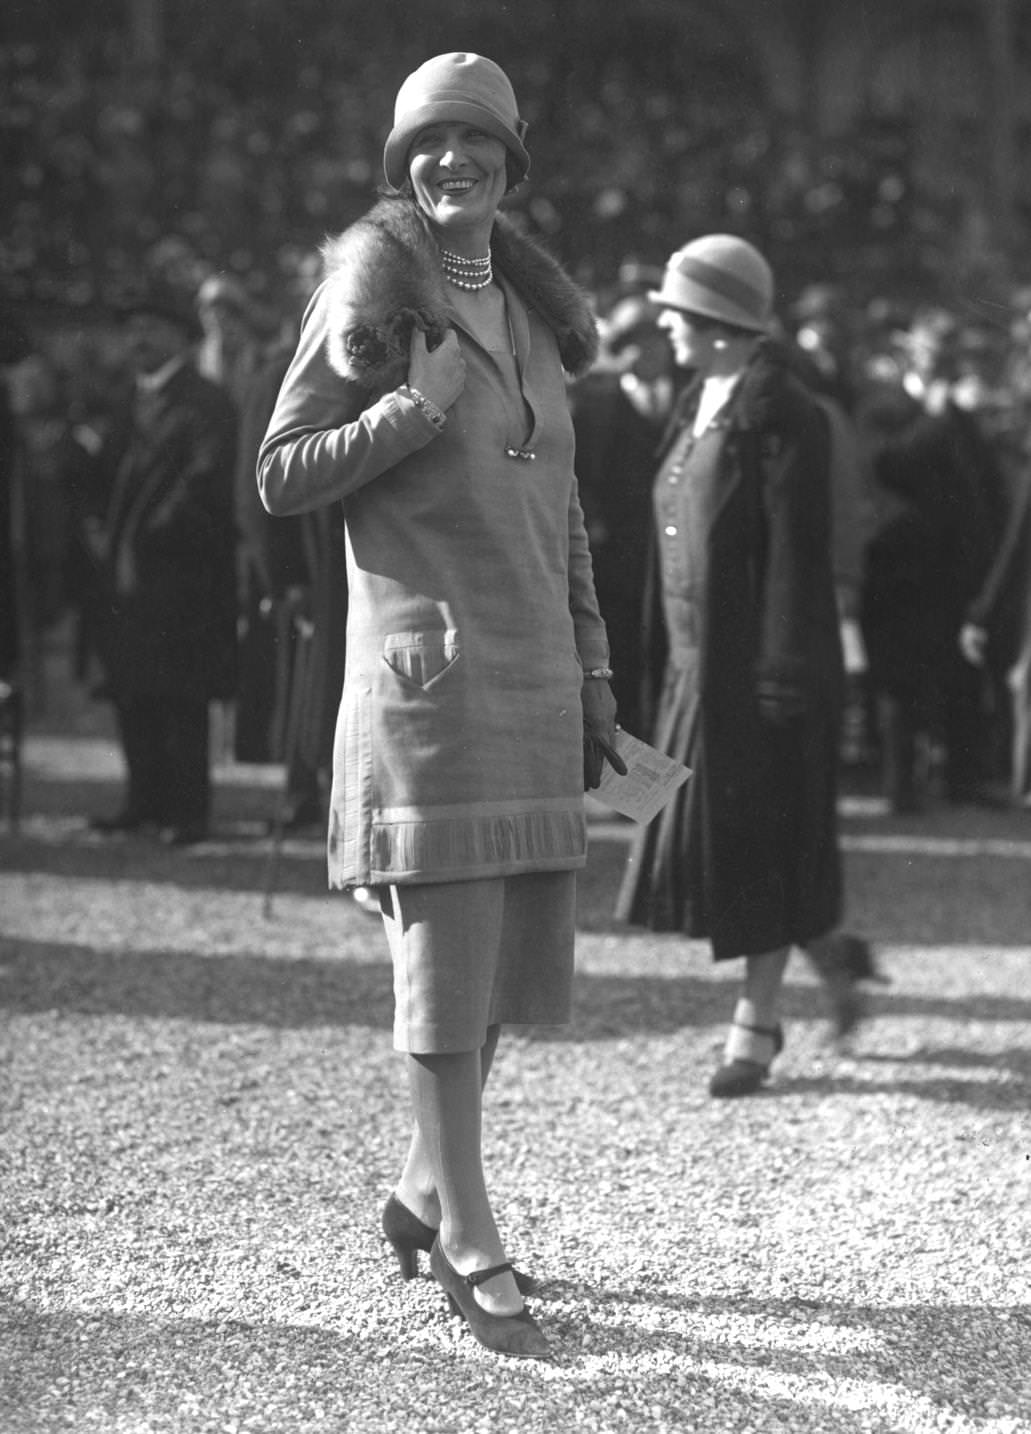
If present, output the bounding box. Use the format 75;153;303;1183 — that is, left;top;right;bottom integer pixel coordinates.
408;326;465;412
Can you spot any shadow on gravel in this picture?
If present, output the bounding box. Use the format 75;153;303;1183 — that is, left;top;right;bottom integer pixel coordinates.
581;836;1031;947
6;827;1031;948
4;1295;1027;1428
776;1070;1030;1111
5;937;1031;1048
0;1302;348;1426
885;1043;1031;1075
0;830;326;896
0;938;397;1029
551;982;1031;1042
545;1286;1031;1419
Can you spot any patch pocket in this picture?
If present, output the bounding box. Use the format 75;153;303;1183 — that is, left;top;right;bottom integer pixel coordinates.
382;629;461;690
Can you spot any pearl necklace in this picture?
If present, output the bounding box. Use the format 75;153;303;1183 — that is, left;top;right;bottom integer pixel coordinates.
440;247;493;291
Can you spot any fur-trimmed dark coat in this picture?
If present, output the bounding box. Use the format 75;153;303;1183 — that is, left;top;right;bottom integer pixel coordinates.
258;197;609;890
617;345;844;957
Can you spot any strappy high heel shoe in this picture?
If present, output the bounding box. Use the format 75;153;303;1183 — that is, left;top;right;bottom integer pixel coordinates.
429;1239;550;1360
381;1195;537;1293
709;1021;784;1098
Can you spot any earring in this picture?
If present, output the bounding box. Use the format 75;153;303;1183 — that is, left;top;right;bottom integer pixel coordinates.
713;337;727;350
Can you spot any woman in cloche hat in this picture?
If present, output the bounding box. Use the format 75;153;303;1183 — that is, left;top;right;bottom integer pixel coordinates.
258;53;621;1358
617;235;871;1096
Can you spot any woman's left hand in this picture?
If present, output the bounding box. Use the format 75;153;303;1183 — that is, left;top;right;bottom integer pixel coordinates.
581;678;625;790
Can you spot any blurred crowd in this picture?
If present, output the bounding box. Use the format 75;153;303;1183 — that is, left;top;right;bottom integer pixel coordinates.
578;270;1031;814
2;23;925;320
3;254;1031;835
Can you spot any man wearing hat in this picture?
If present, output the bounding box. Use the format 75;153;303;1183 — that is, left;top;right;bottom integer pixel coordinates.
89;280;238;844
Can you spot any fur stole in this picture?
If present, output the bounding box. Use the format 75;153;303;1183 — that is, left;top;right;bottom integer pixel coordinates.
319;195;598;391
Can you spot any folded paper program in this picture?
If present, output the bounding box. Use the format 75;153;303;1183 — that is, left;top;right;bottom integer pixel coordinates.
595;729;691;824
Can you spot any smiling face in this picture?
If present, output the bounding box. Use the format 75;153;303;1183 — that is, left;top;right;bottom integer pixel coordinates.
408;122;509;251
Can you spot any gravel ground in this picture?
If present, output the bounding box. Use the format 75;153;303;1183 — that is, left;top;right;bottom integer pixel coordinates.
1;730;1030;1433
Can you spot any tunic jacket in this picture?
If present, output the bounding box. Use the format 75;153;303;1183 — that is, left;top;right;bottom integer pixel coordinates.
258;197;608;888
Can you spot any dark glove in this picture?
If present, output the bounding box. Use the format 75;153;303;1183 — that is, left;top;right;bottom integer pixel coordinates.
581;675;625;790
583;732;628;790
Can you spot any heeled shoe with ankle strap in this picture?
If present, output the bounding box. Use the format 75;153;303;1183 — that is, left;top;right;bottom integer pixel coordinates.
709;1021;784;1098
381;1195;537;1293
429;1238;550;1360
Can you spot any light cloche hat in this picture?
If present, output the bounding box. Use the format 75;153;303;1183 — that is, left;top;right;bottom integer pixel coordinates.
382;52;530;191
650;235;774;333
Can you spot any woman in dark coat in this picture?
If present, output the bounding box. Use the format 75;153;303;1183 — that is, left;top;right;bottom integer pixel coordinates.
617;235;852;1097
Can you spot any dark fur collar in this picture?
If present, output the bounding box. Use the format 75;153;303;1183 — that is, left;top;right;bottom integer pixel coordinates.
670;341;813;436
319;195;598;390
729;342;815;432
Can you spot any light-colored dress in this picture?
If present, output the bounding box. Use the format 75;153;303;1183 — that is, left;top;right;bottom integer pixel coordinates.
259;265;609;1049
259;274;609;891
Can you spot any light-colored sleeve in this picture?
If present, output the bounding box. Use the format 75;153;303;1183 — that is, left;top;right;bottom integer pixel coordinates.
257;284;442;517
567;474;612;670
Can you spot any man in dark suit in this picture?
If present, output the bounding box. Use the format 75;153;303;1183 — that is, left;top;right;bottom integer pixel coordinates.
571;294;674;737
90;281;237;844
862;310;1004;810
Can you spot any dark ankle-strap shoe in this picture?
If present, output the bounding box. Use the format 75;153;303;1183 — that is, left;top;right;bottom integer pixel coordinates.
429;1239;550;1360
709;1021;784;1098
381;1194;537;1292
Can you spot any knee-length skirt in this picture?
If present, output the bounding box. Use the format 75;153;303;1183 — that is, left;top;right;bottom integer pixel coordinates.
380;870;577;1053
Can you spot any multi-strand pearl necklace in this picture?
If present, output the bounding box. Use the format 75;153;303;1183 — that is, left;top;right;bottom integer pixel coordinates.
440;247;493;291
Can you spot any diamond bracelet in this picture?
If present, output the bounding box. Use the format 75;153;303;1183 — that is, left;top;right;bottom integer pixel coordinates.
399;384;447;431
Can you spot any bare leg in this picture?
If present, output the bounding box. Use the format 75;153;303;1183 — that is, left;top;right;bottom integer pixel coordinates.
395;1024;500;1227
734;945;791;1033
407;1042;521;1316
711;946;790;1097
